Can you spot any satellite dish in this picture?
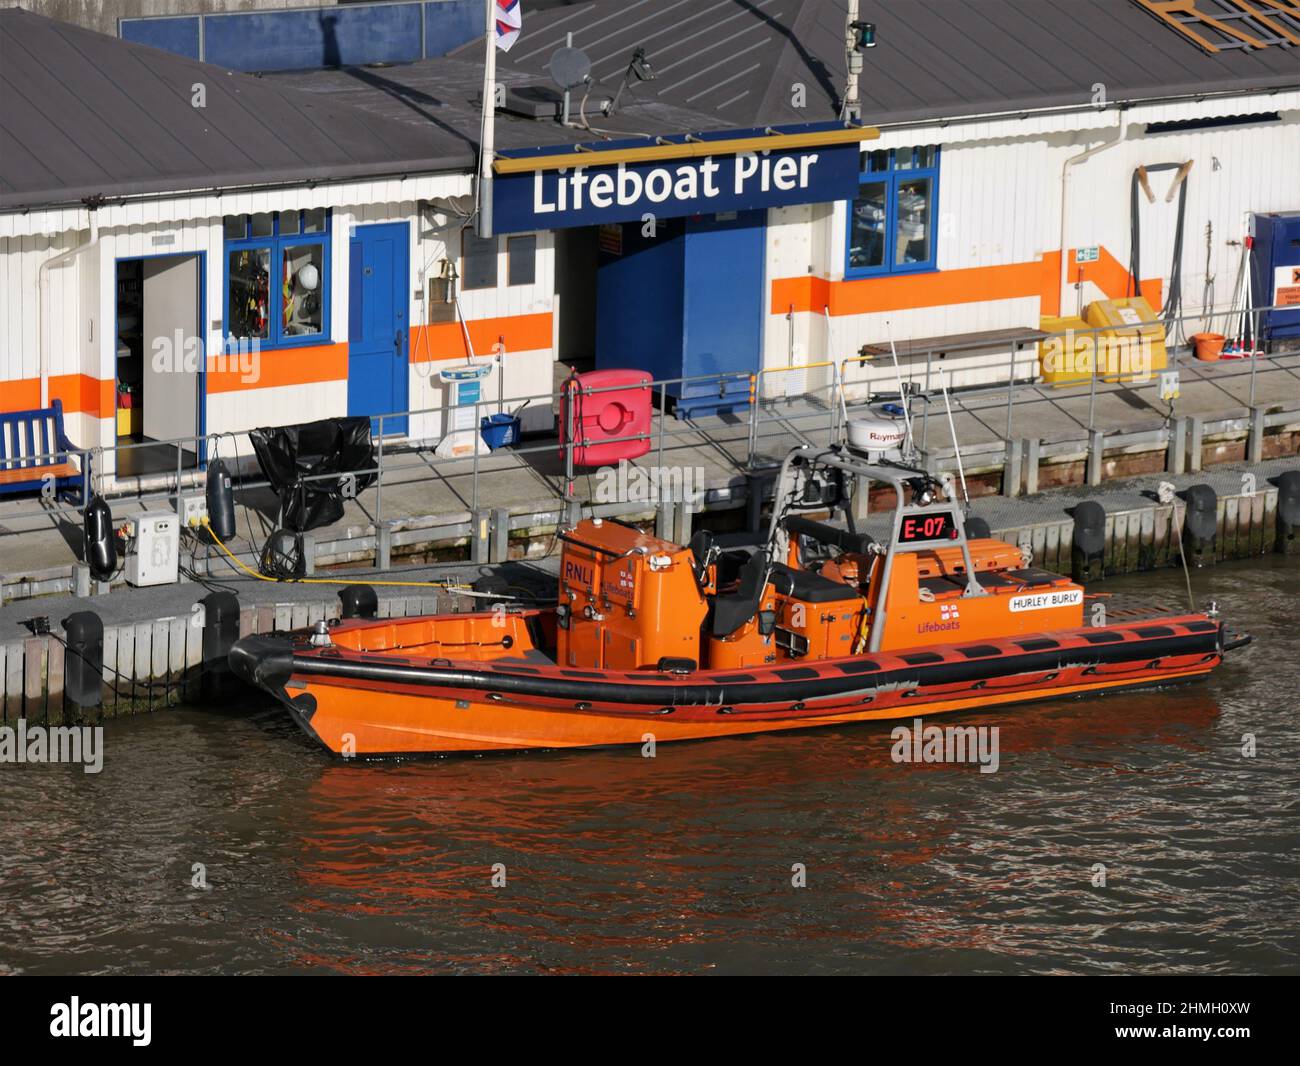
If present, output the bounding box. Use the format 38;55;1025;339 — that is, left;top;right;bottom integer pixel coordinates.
549;46;591;91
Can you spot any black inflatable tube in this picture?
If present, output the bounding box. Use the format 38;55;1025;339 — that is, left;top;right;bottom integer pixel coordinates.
234;626;1221;710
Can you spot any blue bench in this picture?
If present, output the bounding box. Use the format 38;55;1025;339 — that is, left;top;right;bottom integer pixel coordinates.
0;400;90;502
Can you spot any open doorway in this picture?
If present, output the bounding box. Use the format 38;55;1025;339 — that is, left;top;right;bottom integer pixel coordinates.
554;226;599;374
115;254;202;476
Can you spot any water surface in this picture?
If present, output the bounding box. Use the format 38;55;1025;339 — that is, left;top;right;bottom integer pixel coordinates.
1;559;1297;974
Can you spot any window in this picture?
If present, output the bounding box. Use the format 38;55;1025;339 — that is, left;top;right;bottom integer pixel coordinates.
507;235;537;286
224;209;330;347
462;231;498;290
845;146;940;277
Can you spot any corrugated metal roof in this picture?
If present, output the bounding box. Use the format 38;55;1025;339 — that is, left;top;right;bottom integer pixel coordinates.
474;0;1300;130
5;1;1298;212
0;8;474;211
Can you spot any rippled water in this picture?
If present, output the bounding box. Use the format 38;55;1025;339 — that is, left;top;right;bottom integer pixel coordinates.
1;559;1297;975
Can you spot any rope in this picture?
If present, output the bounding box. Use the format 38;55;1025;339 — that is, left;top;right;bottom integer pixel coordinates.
198;517;509;598
48;631;185;700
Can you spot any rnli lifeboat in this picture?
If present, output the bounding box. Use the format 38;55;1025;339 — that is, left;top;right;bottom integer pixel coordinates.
229;445;1250;756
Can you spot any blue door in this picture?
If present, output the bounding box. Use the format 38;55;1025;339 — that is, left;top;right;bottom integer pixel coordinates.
680;210;765;416
349;222;409;434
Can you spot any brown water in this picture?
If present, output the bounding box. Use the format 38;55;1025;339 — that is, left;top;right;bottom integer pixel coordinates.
1;559;1297;975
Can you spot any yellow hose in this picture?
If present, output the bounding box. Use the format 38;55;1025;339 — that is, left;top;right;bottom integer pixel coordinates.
199;517;475;593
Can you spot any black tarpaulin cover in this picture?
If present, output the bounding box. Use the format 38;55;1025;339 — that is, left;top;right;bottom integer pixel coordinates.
248;417;376;532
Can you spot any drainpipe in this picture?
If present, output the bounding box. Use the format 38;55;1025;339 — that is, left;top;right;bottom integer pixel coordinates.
1058;110;1129;317
38;205;100;409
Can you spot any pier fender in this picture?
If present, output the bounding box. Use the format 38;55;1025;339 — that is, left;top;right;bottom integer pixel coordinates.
1070;501;1107;582
964;515;991;540
61;611;103;716
1275;471;1300;554
1179;484;1217;563
83;495;116;582
338;584;378;620
205;458;237;541
200;592;241;702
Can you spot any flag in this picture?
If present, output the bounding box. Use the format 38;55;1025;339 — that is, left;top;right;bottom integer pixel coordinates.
494;0;522;52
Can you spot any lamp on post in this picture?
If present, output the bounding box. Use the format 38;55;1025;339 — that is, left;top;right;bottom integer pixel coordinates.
841;1;877;124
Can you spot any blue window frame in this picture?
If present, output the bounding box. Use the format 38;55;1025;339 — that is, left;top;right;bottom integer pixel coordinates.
223;209;330;349
845;146;940;278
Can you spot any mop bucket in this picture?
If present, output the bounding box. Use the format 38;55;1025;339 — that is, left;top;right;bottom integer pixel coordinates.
480;412;520;450
1191;333;1225;362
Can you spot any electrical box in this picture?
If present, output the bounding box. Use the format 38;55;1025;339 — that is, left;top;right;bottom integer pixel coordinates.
175;494;208;529
1250;212;1300;342
126;511;180;587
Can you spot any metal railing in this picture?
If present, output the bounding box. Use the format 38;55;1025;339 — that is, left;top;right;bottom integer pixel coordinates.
2;301;1296;573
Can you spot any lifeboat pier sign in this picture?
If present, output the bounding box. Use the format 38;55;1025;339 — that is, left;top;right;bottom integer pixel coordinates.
491;126;877;234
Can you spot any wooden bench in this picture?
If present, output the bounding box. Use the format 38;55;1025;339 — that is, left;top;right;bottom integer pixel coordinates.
0;400;90;502
855;327;1047;363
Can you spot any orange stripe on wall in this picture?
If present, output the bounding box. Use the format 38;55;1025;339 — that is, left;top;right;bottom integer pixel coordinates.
206;342;349;394
774;248;1160;319
409;312;553;363
0;375;114;417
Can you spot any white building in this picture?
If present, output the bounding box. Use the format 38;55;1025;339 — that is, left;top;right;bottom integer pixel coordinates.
2;1;1298;482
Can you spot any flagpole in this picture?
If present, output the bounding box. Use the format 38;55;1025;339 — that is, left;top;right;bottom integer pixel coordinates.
477;0;496;238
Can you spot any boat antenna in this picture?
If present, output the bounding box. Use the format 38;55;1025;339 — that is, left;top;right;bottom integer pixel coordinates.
939;368;971;511
886;320;916;460
1158;481;1196;612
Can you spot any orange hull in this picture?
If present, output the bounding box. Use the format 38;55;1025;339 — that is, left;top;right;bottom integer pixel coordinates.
231;615;1228;757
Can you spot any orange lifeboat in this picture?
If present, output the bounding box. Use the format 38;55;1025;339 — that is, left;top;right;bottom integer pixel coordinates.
230;445;1249;757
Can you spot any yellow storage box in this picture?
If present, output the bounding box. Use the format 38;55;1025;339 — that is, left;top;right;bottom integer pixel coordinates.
1085;297;1168;382
1038;315;1095;387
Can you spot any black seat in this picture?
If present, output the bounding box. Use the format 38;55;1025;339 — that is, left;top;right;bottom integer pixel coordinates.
712;550;771;638
715;549;752;587
770;563;861;604
782;515;875;555
688;529;715;586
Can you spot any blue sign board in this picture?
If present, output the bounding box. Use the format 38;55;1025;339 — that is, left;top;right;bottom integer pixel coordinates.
493;143;860;234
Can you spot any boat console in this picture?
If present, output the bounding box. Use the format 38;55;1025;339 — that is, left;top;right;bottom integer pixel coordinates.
554;445;1086;672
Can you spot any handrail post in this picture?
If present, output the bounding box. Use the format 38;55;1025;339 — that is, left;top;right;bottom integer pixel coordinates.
657;381;665;477
376;414;384;524
1087;345;1099;431
472;396;481;513
564;380;577;525
747;370;760;467
1005;341;1017;442
922;348;933;452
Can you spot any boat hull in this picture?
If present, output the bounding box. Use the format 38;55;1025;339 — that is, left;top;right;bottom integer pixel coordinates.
230;617;1229;757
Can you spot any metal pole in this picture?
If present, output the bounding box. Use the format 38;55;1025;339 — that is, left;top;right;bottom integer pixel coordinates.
747;371;760;466
1249;334;1258;408
921;348;932;451
564;381;576;518
476;0;496;239
1005;341;1016;442
657;382;665;475
1087;347;1099;431
472;398;481;512
376;414;384;523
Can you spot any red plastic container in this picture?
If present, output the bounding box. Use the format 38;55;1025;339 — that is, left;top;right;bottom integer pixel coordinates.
560;369;653;467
